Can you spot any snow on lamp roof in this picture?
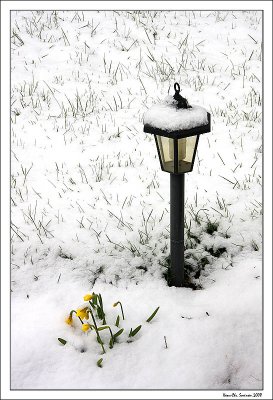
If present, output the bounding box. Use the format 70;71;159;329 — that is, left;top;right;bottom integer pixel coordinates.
143;83;211;139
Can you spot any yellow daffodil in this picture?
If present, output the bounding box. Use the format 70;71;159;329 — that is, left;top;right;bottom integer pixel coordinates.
76;307;89;320
82;323;90;332
83;294;93;301
65;315;73;325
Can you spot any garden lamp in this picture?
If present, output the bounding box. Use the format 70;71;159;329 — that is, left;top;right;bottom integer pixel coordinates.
143;83;211;287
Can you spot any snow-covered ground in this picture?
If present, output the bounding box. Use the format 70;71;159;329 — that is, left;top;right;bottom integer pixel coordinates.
10;10;262;390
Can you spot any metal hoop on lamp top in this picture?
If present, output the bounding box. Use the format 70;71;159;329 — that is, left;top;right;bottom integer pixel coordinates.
174;82;180;93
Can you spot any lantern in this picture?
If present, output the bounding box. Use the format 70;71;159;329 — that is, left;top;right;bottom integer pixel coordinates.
144;83;211;174
143;83;211;287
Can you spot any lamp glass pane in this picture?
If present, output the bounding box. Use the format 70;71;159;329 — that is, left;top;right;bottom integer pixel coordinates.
177;135;198;173
155;135;198;173
155;136;175;173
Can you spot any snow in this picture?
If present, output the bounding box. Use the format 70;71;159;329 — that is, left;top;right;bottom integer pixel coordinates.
143;96;208;131
10;10;262;391
11;257;262;389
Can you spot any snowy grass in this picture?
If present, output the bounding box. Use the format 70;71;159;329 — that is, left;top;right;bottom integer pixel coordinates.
11;10;262;389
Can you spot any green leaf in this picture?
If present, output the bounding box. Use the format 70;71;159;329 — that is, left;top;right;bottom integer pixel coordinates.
98;293;103;307
97;307;103;319
129;325;142;337
98;294;107;324
97;325;110;331
89;301;96;310
109;338;114;349
92;293;98;305
97;308;106;322
115;315;120;327
58;337;67;345
97;358;103;368
114;328;124;338
146;306;160;323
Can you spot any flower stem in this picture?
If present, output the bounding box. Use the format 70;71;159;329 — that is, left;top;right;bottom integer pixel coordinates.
118;302;125;320
89;308;105;354
108;327;114;344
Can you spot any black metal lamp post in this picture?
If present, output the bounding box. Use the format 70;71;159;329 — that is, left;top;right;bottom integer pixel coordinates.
143;83;211;287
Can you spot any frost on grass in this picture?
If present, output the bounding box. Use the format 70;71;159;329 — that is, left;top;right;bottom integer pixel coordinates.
143;96;208;131
10;10;262;390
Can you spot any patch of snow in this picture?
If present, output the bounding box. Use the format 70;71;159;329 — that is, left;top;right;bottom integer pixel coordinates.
11;255;262;389
144;96;208;131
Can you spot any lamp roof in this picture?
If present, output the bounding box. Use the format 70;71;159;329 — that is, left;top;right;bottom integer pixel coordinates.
143;83;211;139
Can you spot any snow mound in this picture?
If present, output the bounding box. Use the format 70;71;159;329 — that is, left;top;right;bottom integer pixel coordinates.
144;95;208;132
